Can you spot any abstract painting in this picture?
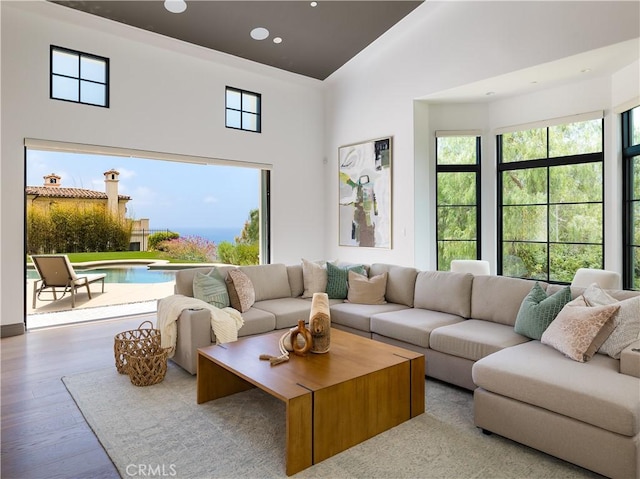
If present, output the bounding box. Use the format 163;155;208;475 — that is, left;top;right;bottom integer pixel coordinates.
338;137;392;248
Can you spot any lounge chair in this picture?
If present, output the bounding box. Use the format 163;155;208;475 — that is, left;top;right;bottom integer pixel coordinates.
31;255;106;308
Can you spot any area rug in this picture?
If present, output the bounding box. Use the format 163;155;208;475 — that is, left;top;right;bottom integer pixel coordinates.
63;363;598;479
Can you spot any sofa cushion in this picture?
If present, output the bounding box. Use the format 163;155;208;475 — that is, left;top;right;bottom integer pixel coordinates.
239;264;291;302
347;271;388;305
226;269;256;313
192;268;230;309
326;262;366;299
413;270;473;318
472;341;640;437
330;302;409;333
236;307;276;337
175;266;236;297
253;297;312;329
371;308;465;348
430;319;530;361
514;283;571;340
301;259;328;298
471;275;541;325
287;264;304;298
541;299;619;362
582;284;640;359
369;264;418;307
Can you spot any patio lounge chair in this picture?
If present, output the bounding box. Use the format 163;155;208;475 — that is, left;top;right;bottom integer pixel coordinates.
31;255;106;308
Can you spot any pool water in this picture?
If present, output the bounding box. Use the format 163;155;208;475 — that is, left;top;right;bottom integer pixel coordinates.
27;266;176;284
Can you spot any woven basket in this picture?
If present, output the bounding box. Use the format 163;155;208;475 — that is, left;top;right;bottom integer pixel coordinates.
114;320;161;374
126;344;171;387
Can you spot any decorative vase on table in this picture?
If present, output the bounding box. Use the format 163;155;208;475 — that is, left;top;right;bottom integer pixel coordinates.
309;292;331;353
290;320;313;356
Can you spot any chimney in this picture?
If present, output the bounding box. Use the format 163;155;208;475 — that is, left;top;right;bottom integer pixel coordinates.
44;173;61;187
104;169;120;216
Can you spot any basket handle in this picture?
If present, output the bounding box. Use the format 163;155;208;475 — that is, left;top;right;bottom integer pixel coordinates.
138;320;155;330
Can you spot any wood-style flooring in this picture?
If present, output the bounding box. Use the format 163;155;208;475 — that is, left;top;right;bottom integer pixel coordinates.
1;315;158;479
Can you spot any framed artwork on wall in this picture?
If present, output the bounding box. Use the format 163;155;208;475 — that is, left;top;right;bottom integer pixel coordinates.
338;136;392;248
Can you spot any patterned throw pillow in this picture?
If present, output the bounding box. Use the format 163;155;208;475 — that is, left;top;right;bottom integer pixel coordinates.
325;262;366;300
514;282;571;340
582;284;640;359
225;269;255;313
301;259;328;299
346;271;387;305
192;268;230;309
541;297;619;362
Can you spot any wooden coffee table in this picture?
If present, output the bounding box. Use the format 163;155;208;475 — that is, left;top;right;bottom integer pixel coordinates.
197;328;424;475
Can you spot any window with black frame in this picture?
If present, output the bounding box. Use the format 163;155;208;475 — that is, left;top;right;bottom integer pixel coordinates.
50;46;109;107
497;117;604;282
622;106;640;290
225;87;261;132
435;134;481;271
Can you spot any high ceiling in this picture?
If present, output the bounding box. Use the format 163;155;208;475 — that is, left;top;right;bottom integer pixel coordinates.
51;1;422;80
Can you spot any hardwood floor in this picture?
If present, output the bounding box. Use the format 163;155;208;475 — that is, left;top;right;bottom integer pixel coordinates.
1;315;158;479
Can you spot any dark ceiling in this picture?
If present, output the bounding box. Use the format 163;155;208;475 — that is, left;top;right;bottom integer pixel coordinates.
51;1;422;80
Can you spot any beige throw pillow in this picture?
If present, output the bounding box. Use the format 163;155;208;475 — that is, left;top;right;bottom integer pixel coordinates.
301;259;328;299
346;271;387;305
541;297;619;362
582;283;640;359
225;269;255;313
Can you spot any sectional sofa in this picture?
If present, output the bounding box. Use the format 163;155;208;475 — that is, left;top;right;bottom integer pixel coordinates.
165;262;640;479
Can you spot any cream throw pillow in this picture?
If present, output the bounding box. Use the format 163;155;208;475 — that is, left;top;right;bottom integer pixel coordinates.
541;297;619;362
582;283;640;359
301;259;328;298
346;271;387;305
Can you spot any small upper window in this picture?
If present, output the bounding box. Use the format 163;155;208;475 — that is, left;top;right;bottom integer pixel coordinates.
50;46;109;107
226;87;261;132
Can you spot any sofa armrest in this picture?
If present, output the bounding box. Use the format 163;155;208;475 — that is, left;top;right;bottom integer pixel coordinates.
171;308;212;375
620;339;640;378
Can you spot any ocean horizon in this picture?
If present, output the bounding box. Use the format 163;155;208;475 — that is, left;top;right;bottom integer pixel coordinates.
161;226;242;245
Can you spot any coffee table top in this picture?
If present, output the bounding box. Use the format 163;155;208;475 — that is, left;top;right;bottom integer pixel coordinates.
198;328;422;402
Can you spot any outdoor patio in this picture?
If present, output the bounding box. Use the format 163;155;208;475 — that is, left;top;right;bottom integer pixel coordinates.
26;279;174;329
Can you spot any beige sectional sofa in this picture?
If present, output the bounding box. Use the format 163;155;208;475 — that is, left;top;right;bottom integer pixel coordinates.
165;262;640;479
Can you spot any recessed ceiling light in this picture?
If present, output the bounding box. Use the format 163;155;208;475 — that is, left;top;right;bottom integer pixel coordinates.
164;0;187;14
250;27;270;41
581;68;592;73
310;1;318;7
273;37;283;44
485;91;495;96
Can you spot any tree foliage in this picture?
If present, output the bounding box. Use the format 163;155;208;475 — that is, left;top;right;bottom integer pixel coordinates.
148;231;179;251
27;203;131;254
218;209;259;265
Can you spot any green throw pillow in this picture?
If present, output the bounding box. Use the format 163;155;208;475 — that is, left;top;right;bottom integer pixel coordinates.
193;268;230;309
514;282;571;340
325;262;366;300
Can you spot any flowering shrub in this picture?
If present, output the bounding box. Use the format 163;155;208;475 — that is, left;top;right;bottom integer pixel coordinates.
158;236;216;262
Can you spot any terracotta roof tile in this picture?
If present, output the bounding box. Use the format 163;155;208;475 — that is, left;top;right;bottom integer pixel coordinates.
25;186;131;200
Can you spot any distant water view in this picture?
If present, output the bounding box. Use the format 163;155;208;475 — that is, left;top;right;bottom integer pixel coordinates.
165;226;242;245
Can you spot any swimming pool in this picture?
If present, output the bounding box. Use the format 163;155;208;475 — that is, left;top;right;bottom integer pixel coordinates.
27;266;176;284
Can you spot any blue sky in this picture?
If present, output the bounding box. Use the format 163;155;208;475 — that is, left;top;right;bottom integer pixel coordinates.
26;150;260;231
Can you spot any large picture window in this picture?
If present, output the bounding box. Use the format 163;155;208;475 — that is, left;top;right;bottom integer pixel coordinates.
623;106;640;290
226;87;261;132
50;46;109;107
498;117;604;282
436;134;481;270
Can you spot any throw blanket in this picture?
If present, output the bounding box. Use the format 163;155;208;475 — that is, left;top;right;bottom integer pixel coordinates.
157;295;244;357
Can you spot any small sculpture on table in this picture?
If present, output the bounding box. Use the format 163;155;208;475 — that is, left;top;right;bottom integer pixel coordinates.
309;292;331;353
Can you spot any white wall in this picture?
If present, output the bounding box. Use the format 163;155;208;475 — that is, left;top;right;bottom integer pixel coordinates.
0;1;325;330
324;1;639;270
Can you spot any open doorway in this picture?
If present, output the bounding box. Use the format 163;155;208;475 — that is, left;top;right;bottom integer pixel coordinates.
25;140;270;328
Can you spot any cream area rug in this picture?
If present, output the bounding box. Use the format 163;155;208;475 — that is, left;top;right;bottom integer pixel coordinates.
62;363;600;479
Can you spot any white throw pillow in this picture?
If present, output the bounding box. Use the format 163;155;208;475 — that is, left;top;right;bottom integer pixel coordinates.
301;258;328;299
583;283;640;359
